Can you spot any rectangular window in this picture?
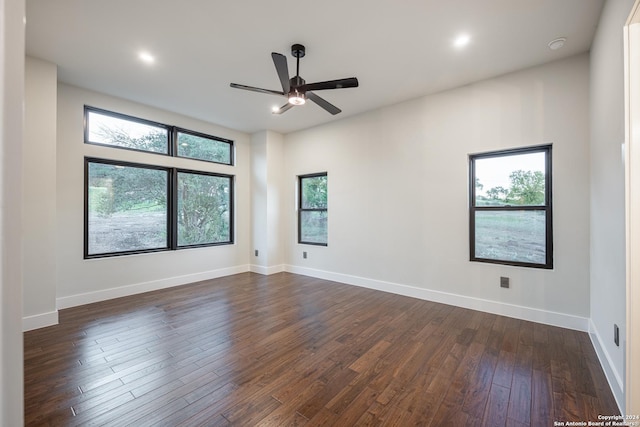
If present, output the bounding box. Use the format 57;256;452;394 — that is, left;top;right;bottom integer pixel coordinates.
85;159;235;258
85;159;169;257
469;145;553;269
176;129;233;165
85;107;170;154
84;106;235;165
176;171;233;247
298;173;328;246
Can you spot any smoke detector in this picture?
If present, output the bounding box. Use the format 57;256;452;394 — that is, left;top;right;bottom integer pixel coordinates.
548;37;566;50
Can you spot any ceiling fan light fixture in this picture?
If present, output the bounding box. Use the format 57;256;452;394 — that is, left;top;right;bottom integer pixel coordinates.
288;92;306;105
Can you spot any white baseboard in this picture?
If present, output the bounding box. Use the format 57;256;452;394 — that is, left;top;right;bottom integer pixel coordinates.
56;264;250;309
249;264;285;275
23;310;59;332
589;319;625;413
284;264;590;332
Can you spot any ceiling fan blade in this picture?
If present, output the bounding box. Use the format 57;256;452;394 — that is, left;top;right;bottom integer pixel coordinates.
230;83;284;96
307;92;341;115
299;77;359;92
271;53;291;93
272;102;295;115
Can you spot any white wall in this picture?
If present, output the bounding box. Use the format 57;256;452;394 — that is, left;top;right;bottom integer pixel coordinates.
0;0;25;424
55;84;252;307
23;56;58;330
284;54;591;329
590;0;635;411
250;130;285;274
266;132;285;269
251;132;268;268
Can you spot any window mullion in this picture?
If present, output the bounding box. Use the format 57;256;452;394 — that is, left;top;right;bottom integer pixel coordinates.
168;126;176;157
473;205;547;212
169;168;177;250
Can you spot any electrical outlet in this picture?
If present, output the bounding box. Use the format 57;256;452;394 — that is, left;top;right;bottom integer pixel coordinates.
614;324;620;346
303;251;307;259
254;249;259;257
500;277;510;288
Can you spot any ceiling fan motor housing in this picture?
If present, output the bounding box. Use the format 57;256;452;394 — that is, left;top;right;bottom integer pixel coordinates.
291;44;306;58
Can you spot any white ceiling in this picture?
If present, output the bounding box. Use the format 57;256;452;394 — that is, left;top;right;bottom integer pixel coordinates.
25;0;604;135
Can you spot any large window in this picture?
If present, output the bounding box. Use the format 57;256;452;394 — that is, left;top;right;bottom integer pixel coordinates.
85;106;233;165
469;145;552;269
298;173;328;246
85;159;234;258
84;106;235;259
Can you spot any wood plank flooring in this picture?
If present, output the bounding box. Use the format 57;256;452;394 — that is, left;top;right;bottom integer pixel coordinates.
24;272;619;426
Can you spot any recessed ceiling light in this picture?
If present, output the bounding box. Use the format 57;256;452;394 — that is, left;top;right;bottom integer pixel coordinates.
454;34;471;48
548;37;566;50
138;51;155;64
272;105;280;112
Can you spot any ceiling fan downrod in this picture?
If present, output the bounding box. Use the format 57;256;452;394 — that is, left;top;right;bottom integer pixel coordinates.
291;43;305;78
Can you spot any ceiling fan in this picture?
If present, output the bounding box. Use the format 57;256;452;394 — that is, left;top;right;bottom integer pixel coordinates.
230;44;359;115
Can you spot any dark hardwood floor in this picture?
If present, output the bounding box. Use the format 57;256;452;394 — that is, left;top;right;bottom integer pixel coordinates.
24;272;619;426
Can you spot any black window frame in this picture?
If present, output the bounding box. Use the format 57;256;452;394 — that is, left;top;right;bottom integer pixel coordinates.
469;144;553;269
174;168;234;249
84;106;234;166
298;172;328;246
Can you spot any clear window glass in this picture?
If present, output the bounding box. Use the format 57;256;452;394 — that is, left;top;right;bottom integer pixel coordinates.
474;210;546;265
87;161;168;256
176;130;233;165
474;151;546;206
300;211;328;245
177;172;232;246
86;109;169;154
301;175;328;209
